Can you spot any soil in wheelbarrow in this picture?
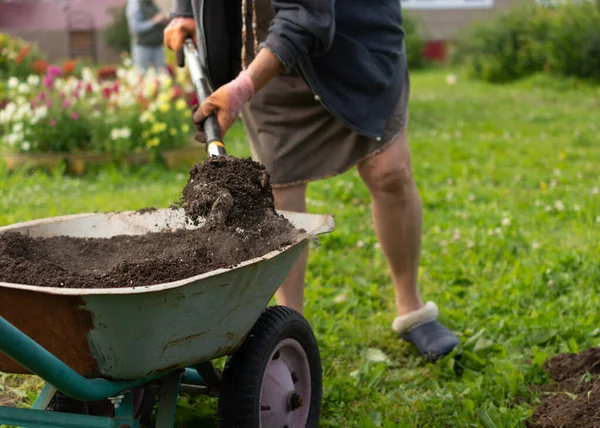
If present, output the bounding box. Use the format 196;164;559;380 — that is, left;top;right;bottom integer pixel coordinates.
0;156;302;288
527;347;600;427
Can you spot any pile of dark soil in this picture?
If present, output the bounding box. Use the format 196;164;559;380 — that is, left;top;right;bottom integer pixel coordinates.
0;156;300;288
527;347;600;427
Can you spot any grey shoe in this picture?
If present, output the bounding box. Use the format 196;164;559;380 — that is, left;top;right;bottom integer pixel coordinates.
392;302;459;362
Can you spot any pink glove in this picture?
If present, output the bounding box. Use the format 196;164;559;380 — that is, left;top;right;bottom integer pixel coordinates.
193;71;255;139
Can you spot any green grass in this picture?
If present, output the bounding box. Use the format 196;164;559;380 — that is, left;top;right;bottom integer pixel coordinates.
1;69;599;426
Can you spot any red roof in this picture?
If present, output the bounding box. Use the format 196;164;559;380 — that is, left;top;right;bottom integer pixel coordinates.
0;0;126;31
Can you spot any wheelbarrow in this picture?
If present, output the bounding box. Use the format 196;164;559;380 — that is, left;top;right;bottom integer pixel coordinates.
0;207;334;427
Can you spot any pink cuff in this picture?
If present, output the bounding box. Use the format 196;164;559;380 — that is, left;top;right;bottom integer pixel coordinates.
227;71;255;118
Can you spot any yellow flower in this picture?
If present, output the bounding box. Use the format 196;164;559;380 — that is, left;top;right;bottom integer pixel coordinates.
157;93;171;105
182;124;190;133
147;137;160;148
170;128;176;136
540;181;547;192
159;103;170;113
150;122;167;134
175;99;187;111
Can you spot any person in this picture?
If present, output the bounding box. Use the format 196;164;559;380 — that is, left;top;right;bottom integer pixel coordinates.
125;0;168;71
164;0;459;362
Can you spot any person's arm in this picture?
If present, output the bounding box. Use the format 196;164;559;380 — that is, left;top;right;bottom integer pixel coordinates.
126;0;162;34
262;0;335;72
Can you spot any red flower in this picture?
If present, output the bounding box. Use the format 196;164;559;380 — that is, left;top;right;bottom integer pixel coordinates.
62;59;77;76
31;59;49;75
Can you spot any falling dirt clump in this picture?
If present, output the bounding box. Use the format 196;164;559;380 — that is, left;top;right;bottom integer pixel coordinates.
0;156;301;288
527;347;600;428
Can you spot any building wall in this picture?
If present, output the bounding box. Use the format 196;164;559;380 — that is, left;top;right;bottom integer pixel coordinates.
406;0;527;41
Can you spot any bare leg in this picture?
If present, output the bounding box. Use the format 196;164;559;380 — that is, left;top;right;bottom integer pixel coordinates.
272;184;308;314
357;128;424;316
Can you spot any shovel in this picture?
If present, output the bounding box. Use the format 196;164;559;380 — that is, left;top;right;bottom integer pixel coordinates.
176;39;234;227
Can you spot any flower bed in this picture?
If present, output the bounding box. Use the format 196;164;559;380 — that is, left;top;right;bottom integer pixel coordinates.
0;54;204;174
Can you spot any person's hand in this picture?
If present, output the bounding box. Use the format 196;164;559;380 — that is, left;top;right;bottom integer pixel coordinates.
164;17;196;51
192;71;255;141
152;11;168;24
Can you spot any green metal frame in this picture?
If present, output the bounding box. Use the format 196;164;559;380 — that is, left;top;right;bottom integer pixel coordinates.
0;316;212;428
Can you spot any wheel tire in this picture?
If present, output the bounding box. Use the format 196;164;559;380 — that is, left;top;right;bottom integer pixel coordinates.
217;306;322;428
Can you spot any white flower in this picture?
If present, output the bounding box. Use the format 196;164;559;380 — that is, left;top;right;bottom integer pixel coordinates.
5;133;20;147
7;77;19;89
554;200;565;211
123;57;133;67
82;67;94;83
356;241;365;248
467;241;474;249
452;229;460;241
110;128;120;140
502;218;511;226
596;216;600;224
117;68;127;79
545;205;552;212
446;192;453;201
27;75;40;87
21;141;31;151
468;194;476;201
13;123;23;133
120;127;131;139
17;83;29;94
532;242;540;249
446;74;457;85
34;105;48;120
593;187;599;195
574;205;581;212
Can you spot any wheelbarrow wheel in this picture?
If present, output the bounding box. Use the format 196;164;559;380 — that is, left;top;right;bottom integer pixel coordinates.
217;305;322;428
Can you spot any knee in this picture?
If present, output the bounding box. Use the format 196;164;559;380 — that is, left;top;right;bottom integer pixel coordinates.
360;157;414;197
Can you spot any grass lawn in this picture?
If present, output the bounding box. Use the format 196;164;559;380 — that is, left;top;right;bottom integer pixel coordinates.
1;69;599;427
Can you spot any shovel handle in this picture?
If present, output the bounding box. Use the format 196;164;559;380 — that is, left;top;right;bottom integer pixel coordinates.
181;39;226;157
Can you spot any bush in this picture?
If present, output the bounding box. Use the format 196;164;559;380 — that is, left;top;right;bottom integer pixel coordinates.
0;62;194;156
453;1;600;83
545;1;600;82
403;12;428;70
104;6;131;55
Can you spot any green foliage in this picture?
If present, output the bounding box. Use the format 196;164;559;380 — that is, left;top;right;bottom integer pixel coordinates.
1;70;600;425
453;1;600;83
0;33;46;81
545;1;600;82
403;12;428;70
104;6;132;55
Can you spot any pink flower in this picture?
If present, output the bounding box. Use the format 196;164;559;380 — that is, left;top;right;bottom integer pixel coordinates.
112;82;120;93
72;90;80;100
70;112;79;120
76;81;83;90
43;75;54;89
102;87;111;99
47;65;62;78
49;119;56;126
38;92;47;101
85;83;93;93
58;91;66;99
62;100;71;109
46;100;54;108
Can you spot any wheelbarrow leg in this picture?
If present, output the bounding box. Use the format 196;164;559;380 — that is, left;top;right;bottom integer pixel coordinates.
155;371;182;428
32;383;57;410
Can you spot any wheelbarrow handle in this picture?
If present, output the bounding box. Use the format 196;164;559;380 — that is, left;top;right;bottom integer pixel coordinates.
181;39;227;157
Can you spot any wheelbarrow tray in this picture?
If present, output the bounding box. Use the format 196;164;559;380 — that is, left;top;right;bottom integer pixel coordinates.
0;209;334;380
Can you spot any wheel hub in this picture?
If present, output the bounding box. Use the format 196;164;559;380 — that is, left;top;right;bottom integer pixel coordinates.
259;339;311;428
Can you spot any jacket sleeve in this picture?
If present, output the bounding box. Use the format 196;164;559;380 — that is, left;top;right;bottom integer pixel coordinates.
262;0;335;71
172;0;194;17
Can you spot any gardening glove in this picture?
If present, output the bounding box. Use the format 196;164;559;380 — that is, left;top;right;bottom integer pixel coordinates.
192;71;255;141
164;17;196;59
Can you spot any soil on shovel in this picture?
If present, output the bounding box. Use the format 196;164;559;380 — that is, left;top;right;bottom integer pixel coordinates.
527;347;600;428
0;156;301;289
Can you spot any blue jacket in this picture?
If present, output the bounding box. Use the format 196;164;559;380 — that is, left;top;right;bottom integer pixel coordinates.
173;0;407;140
